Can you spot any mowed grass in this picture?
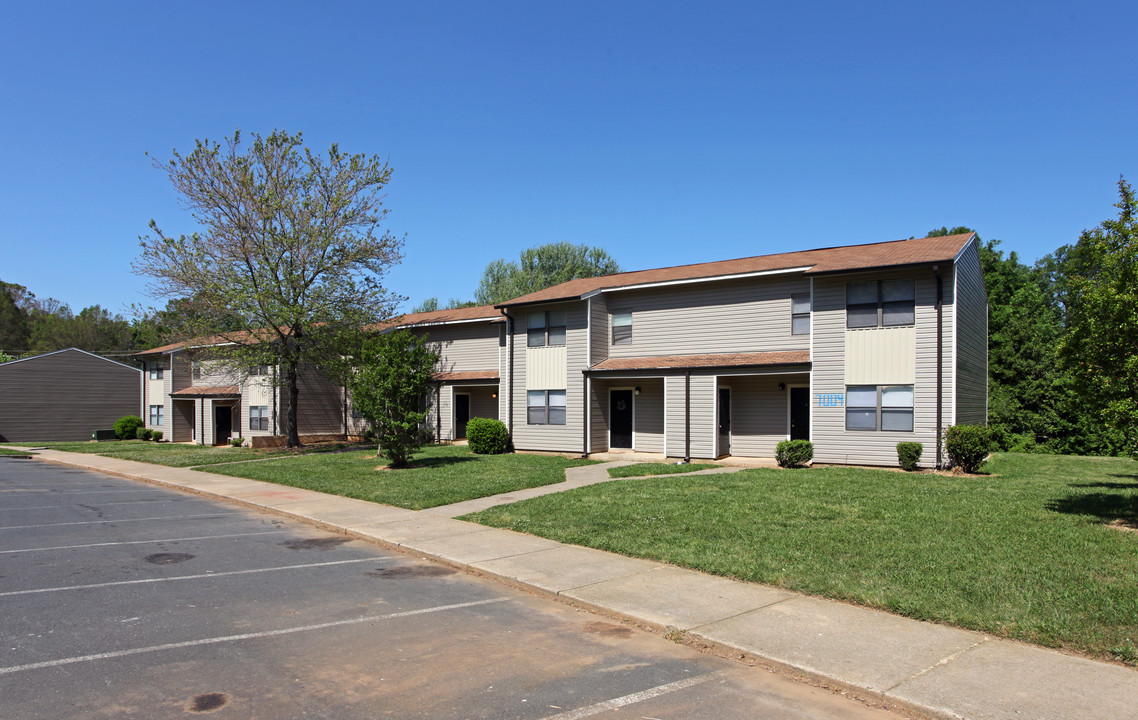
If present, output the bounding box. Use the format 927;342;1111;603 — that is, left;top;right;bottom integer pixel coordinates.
607;462;717;478
19;440;306;467
0;447;36;456
204;444;595;510
465;453;1138;664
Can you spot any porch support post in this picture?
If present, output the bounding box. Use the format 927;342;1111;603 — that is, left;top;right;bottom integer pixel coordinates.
581;371;589;458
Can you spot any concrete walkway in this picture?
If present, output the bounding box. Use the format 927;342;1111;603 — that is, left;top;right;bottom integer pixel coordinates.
12;447;1138;720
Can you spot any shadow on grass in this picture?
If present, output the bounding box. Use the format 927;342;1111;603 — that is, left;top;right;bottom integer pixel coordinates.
402;456;478;469
1047;492;1138;525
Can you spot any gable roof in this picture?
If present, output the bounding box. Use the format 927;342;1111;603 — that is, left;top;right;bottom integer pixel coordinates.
0;347;141;373
496;233;976;308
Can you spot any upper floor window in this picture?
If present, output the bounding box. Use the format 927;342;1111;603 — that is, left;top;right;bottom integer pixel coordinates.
846;279;915;328
527;310;566;347
149;363;165;380
612;310;632;345
791;294;811;335
192;361;201;380
248;364;270;376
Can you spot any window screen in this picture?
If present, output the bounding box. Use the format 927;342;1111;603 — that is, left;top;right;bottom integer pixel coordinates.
612;311;632;345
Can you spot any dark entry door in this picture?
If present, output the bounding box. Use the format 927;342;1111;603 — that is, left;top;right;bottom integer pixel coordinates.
718;388;731;456
790;387;810;441
455;394;471;439
215;406;232;445
610;390;633;449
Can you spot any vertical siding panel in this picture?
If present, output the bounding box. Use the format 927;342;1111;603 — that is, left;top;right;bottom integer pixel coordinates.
439;385;453;441
688;374;716;458
953;241;988;425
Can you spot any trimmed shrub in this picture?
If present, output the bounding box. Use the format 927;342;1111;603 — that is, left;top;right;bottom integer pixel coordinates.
135;427;152;441
230;437;244;447
776;439;813;468
896;441;923;471
151;430;164;442
113;415;144;441
466;417;509;455
945;424;993;473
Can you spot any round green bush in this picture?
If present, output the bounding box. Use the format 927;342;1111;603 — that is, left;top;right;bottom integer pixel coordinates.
466;417;509;454
230;437;244;447
113;415;144;440
944;424;993;473
896;441;923;471
776;439;813;468
151;430;164;442
135;426;152;441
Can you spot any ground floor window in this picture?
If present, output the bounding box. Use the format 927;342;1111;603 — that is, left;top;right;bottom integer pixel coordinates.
249;405;269;431
527;390;566;425
149;405;163;426
846;385;913;431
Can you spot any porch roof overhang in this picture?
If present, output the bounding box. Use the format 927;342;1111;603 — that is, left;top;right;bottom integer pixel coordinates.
586;350;811;374
432;370;499;383
170;385;241;398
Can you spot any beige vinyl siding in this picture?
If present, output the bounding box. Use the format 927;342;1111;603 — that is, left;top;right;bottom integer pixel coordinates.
811;267;954;467
0;349;141;442
438;385;453;441
172;399;194;443
633;379;665;453
722;375;788;457
844;327;916;384
468;386;498;422
243;376;277;438
419;322;501;374
663;373;716;459
605;275;811;358
202;400;215;446
589;295;609;366
526;346;567;389
510;302;586;453
953;240;988;425
589;378;608;452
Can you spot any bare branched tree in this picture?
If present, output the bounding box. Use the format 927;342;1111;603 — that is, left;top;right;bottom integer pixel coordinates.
135;129;404;447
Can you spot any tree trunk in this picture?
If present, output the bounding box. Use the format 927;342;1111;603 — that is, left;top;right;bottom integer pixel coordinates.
285;361;301;448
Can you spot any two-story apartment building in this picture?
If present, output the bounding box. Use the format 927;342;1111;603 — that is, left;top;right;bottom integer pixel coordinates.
492;232;986;468
135;339;351;446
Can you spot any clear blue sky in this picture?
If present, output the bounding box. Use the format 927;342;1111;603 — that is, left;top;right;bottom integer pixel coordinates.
1;1;1134;316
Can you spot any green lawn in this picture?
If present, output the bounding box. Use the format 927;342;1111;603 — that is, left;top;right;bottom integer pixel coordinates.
464;453;1138;665
0;447;35;456
607;462;717;478
204;444;595;510
17;440;309;467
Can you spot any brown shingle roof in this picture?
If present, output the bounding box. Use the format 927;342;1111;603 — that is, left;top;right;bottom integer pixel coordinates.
369;304;504;332
170;385;241;397
590;351;810;372
497;233;975;307
432;370;499;382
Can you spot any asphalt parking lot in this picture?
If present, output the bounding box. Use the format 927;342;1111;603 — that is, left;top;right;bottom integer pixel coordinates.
0;457;895;719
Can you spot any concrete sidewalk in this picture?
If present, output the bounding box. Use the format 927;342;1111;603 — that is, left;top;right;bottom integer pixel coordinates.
14;447;1138;720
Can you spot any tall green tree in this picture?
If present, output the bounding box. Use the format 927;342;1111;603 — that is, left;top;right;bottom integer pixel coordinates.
0;282;30;354
474;242;620;305
1060;178;1138;458
135;129;404;447
349;329;439;468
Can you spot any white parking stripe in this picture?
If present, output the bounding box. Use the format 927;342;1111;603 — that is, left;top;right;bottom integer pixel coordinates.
0;530;290;555
0;598;509;676
0;513;229;530
536;673;722;719
1;557;380;596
